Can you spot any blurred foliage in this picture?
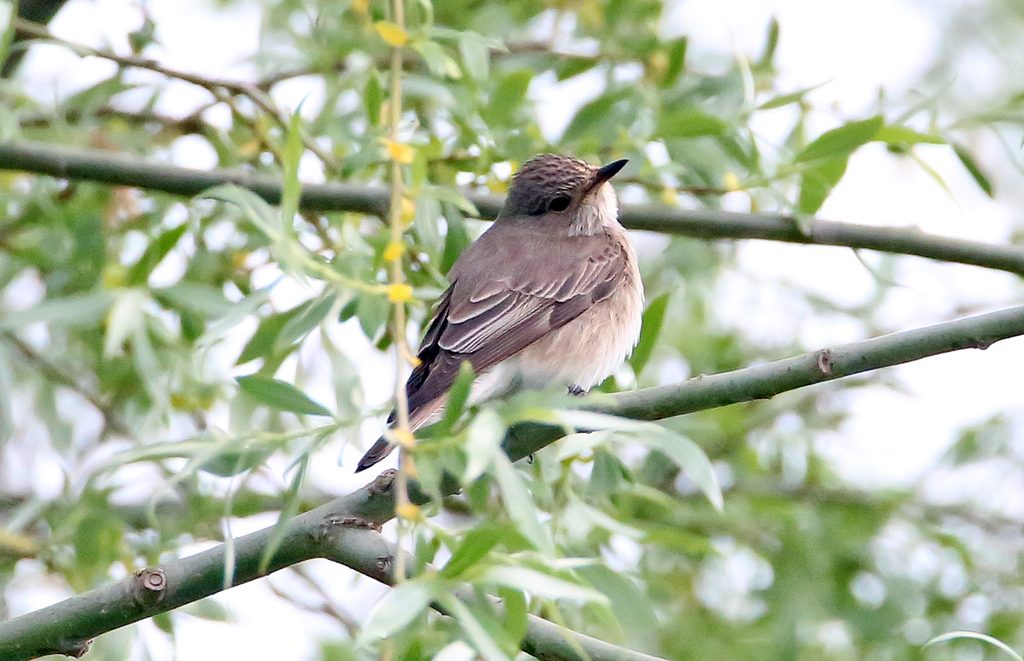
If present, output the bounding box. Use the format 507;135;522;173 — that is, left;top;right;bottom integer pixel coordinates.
1;0;1024;659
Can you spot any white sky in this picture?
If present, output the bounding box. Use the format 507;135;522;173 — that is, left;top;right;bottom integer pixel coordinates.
10;0;1024;658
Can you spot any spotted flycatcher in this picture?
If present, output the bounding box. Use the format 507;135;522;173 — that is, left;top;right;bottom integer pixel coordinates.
356;154;643;472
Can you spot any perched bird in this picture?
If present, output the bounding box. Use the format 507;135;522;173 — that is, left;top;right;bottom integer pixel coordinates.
356;154;643;472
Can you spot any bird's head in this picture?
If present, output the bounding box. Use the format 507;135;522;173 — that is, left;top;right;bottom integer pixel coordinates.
500;154;628;236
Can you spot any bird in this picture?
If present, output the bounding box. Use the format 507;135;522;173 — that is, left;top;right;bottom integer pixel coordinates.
356;154;644;472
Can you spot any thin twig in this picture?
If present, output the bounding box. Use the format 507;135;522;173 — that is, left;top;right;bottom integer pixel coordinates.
0;332;131;437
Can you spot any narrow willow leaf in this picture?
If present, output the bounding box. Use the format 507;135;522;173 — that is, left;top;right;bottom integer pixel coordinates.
463;410;505;485
104;289;147;357
201;185;281;242
658;109;729;138
259;454;309;574
436;594;509;661
875;124;945;146
358;579;437;644
440;524;506;579
477;566;609;605
630;292;669;376
642;428;723;511
953;143;995;197
458;31;490;81
441;360;475;433
0;290;114;330
126;223;188;286
236;375;333;417
562;90;628;143
492;454;554;555
156;281;232;318
281;109;304;224
797;155;849;214
274;292;336;352
795;115;883;163
924;631;1024;661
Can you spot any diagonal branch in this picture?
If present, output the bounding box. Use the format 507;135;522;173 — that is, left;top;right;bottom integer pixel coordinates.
0;472;663;661
2;304;1023;658
2;140;1023;275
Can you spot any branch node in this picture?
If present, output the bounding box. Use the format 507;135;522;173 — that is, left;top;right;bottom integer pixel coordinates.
816;348;833;375
369;469;397;495
321;515;383;533
132;568;168;606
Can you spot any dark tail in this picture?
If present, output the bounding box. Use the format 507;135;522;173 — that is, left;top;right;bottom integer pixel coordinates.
355;435;395;473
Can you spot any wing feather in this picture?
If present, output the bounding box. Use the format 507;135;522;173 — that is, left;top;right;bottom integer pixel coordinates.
401;222;628;426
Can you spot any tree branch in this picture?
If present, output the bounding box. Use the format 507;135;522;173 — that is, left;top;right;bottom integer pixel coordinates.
3;140;1023;275
0;473;663;661
2;304;1023;658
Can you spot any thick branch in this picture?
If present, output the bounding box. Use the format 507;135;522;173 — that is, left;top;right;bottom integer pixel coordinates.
0;474;661;661
3;305;1023;658
3;140;1023;275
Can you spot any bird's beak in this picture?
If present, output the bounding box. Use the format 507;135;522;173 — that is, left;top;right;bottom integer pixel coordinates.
589;159;628;191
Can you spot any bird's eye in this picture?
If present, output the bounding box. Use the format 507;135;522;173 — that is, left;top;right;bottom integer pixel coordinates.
548;195;571;212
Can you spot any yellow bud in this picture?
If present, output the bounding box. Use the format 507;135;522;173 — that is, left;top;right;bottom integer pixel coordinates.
723;172;743;192
382;139;414;164
403;455;419;479
648;51;669;79
400;197;416;225
351;0;369;16
374;21;409;47
387;283;414;303
383;241;405;262
395;502;421;520
660;187;679;206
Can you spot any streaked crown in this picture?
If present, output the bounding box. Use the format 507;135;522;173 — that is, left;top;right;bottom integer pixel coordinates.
502;154;596;218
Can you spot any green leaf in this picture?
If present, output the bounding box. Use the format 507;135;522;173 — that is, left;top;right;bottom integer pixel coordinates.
953;143;995;197
201;185;282;242
237;305;304;365
274;292;336;352
358;578;438;644
643;428;723;511
281;109;304;224
875;124;945;146
440;524;506;578
577;564;659;635
477;566;609;604
156;281;232;318
659;108;729;138
662;37;688;86
757;82;828;110
630;292;669;376
492;454;554;555
126;223;188;286
797;155;848;215
458;31;490;81
436;594;510;661
498;587;527;644
0;290;115;330
924;631;1024;661
441;360;475;433
795;115;883;163
562;90;628;143
104;289;147;357
414;41;462;79
364;70;385;125
236;375;333;417
487;70;532;125
259;454;309;574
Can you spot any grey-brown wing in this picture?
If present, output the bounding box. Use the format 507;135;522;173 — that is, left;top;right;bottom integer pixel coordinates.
404;226;626;416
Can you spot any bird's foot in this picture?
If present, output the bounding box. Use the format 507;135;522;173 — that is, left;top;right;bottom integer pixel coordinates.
568;384;588;396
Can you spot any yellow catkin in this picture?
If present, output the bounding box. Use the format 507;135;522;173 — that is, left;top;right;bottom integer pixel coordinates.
383;241;405;262
395;502;421;520
382;139;414;164
723;172;743;192
400;197;416;225
387;283;414;302
374;21;408;47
